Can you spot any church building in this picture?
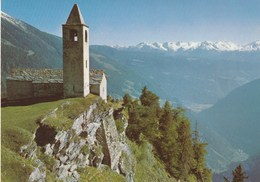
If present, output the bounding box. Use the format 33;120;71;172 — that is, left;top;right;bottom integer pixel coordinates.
6;4;107;102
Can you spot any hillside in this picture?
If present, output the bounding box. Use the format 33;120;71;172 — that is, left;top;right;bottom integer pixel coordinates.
1;12;62;97
89;49;171;101
1;95;176;181
198;78;260;156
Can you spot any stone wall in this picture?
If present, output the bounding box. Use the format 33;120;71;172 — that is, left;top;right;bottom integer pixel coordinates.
6;80;33;100
6;80;63;100
90;84;99;96
33;82;63;98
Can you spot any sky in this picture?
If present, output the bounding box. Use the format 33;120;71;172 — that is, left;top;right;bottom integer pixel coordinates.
2;0;260;45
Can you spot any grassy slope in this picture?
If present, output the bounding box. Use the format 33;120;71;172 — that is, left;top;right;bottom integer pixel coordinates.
80;167;126;182
2;99;64;181
1;95;97;181
1;96;175;181
128;140;176;182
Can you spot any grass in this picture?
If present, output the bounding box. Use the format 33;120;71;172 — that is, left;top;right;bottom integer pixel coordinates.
1;94;98;181
2;99;69;149
1;146;34;182
127;139;176;182
115;118;125;134
44;94;97;131
79;166;126;182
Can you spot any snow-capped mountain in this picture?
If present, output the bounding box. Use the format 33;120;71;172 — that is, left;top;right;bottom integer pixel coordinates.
1;12;28;31
242;40;260;51
115;40;260;52
1;11;62;97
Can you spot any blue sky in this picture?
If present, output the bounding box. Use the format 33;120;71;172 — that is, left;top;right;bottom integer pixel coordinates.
2;0;260;45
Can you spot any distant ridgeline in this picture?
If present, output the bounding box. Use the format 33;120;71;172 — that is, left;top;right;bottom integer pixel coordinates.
4;4;107;105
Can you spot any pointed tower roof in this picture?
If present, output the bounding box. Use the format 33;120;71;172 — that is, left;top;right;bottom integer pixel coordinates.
66;4;85;25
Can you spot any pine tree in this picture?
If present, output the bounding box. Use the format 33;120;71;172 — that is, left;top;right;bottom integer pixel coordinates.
126;96;159;142
126;100;143;141
159;101;172;131
192;122;211;182
126;87;211;180
140;86;159;108
232;164;248;182
123;93;132;107
156;101;178;175
176;119;194;180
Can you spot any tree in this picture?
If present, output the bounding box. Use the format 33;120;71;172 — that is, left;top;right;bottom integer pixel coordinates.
123;93;132;107
126;97;159;142
126;100;143;141
176;119;194;180
125;87;211;180
232;164;248;182
140;86;159;108
159;101;172;131
192;122;211;182
107;95;113;102
156;101;178;175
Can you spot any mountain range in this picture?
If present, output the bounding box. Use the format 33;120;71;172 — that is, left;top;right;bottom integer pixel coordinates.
1;11;260;177
198;78;260;156
191;78;260;174
115;40;260;52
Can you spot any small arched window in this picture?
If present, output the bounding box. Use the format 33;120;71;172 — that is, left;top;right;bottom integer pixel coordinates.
70;30;78;42
85;30;88;42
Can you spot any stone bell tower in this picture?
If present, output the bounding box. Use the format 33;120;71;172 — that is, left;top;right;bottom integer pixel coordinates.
63;4;89;98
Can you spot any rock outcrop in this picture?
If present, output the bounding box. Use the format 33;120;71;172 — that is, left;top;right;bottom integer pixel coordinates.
20;100;135;182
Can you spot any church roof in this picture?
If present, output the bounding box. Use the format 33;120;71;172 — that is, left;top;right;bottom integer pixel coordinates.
7;68;105;85
90;69;105;85
6;68;63;83
66;4;86;25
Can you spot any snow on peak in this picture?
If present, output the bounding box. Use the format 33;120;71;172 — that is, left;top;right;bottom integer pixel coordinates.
1;11;27;31
242;40;260;51
134;42;167;51
198;41;241;51
163;41;200;51
117;41;260;52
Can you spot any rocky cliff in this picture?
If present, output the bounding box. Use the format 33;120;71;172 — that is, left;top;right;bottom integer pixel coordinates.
19;99;135;182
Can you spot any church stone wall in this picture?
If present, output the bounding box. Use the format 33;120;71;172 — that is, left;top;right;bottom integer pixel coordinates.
6;80;33;100
6;80;63;100
33;83;63;98
90;84;100;95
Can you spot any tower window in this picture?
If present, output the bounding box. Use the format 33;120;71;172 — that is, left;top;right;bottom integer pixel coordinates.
70;30;78;42
85;30;88;42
